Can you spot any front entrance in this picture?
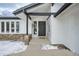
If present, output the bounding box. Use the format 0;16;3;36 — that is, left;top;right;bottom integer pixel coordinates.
32;21;46;37
38;21;46;36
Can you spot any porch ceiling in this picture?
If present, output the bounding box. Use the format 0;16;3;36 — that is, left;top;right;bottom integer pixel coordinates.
29;16;49;20
25;3;64;20
51;3;64;13
27;12;55;16
26;4;51;13
13;3;72;19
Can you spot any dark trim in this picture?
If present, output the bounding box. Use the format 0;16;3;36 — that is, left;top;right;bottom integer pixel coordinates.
27;12;55;16
23;10;28;35
13;3;43;15
52;3;54;6
24;11;32;20
26;15;28;35
47;15;51;20
0;17;20;19
54;3;72;17
28;15;32;20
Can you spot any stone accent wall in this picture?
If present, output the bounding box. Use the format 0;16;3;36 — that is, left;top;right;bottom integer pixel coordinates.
0;34;32;42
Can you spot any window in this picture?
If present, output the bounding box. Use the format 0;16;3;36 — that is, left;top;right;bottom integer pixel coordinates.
1;22;5;32
16;22;19;32
6;22;9;32
33;21;37;34
0;21;20;33
11;22;14;32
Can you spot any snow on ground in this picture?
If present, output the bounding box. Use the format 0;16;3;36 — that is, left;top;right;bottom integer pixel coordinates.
0;41;28;56
41;44;58;50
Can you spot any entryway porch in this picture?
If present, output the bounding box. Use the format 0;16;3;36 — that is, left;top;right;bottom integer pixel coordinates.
9;38;76;56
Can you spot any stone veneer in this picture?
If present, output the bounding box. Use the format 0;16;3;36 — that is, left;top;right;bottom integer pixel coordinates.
0;34;32;43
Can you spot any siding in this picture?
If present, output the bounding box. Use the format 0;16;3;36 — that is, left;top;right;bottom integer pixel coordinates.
50;4;79;54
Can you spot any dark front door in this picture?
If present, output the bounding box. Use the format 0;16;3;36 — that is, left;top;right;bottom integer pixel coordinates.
38;21;46;36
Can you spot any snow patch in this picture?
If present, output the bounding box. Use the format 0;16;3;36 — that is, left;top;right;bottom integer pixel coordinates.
0;41;28;56
41;44;58;50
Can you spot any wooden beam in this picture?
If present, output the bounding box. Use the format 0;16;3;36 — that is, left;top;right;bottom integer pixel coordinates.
27;12;55;16
26;15;28;35
52;3;54;6
54;3;72;17
23;10;32;20
47;15;51;20
0;17;20;19
13;3;43;15
23;10;29;35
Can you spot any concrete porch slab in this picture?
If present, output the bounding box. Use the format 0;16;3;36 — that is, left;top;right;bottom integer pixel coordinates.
9;38;76;56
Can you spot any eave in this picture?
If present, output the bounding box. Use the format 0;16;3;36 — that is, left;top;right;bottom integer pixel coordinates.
0;17;20;19
54;3;72;17
13;3;43;15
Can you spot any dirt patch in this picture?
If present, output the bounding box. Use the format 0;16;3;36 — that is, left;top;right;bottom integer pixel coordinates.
50;44;71;51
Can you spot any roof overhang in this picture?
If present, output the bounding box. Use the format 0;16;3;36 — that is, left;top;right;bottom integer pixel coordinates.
27;12;55;16
54;3;72;17
13;3;72;18
13;3;43;15
0;17;20;19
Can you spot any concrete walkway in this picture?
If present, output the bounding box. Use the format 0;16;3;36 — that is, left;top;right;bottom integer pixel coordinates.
9;38;76;56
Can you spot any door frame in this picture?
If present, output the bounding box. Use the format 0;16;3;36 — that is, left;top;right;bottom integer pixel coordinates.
38;21;46;36
32;20;46;37
32;21;38;37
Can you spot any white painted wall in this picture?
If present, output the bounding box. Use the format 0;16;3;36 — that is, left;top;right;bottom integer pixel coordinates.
50;4;79;54
28;19;32;34
15;12;33;35
47;16;52;43
16;12;27;34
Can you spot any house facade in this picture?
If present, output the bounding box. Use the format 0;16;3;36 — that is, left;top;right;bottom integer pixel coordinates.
50;3;79;54
13;3;51;37
0;17;21;34
0;3;79;54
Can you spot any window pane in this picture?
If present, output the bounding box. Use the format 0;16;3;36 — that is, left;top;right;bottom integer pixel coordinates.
1;22;4;32
16;22;19;32
11;22;14;28
11;22;14;32
6;22;9;32
33;21;37;34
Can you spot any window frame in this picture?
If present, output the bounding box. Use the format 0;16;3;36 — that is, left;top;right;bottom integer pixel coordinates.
16;21;19;33
6;22;9;32
1;22;5;32
11;22;15;32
